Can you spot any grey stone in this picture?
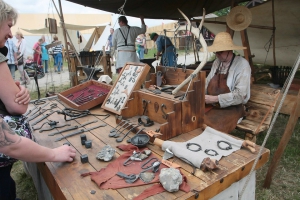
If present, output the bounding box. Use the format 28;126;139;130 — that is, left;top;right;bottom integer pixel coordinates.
96;145;116;161
144;150;152;156
159;168;182;192
138;153;148;160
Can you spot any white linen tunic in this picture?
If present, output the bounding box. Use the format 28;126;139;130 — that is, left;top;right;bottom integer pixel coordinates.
112;24;146;69
205;56;251;108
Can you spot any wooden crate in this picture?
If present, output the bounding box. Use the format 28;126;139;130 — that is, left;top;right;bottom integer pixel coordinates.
58;80;111;110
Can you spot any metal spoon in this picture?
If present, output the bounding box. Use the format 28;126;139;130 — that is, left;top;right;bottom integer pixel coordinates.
113;123;133;138
116;125;140;143
109;121;130;137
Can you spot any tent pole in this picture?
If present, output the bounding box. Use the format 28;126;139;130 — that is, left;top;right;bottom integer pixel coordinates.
272;0;276;66
57;0;74;86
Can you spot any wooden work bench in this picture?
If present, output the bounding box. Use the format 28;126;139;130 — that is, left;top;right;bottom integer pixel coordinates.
28;97;270;200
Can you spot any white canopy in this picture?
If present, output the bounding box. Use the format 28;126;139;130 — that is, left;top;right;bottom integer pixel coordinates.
204;0;300;66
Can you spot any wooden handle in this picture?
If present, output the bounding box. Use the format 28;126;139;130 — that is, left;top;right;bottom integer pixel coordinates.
153;138;164;147
242;140;256;153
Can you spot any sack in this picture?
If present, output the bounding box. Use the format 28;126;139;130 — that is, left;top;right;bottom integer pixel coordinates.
17;55;24;65
0;115;32;167
144;48;148;54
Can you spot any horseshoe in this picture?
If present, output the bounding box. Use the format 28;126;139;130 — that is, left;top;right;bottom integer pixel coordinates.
161;104;168;120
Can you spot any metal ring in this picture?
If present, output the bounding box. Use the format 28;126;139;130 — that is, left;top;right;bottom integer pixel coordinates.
217;140;233;150
186;143;202;152
204;149;219;156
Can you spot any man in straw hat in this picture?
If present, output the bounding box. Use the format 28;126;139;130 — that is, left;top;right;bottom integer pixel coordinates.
202;31;251;133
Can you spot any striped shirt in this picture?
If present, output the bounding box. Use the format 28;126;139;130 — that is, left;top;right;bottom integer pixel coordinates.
52;43;63;54
5;39;17;64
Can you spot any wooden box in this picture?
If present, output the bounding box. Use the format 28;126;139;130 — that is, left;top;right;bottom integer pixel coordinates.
58;80;112;110
102;62;150;115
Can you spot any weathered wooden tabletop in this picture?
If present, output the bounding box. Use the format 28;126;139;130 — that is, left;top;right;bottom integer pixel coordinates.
28;98;270;200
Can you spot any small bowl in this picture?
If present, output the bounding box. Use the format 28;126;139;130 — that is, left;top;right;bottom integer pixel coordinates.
130;134;150;148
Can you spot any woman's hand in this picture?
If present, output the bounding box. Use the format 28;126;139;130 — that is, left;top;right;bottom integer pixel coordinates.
52;145;76;162
15;82;30;104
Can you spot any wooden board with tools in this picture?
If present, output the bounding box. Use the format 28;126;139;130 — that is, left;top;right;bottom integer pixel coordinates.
26;97;270;200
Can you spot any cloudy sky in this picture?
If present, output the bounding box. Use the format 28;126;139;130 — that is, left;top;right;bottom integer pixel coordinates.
7;0;175;28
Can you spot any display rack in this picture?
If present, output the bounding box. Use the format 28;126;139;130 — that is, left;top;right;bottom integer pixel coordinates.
102;62;150;115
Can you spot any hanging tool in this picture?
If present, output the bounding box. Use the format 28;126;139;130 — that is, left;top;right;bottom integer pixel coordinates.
55;124;106;142
48;120;98;136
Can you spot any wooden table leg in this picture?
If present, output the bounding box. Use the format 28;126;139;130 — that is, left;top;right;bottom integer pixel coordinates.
245;132;257;143
263;89;300;188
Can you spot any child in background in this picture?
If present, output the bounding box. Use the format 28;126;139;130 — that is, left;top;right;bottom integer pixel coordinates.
25;55;33;64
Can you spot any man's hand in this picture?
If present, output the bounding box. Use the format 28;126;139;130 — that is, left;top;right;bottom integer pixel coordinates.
15;81;30;105
205;95;219;104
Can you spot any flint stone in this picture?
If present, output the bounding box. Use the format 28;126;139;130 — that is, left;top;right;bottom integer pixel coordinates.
159;168;182;192
144;150;152;156
96;145;116;161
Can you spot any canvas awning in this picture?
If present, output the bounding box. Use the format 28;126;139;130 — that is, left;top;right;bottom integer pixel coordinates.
66;0;249;20
204;0;300;66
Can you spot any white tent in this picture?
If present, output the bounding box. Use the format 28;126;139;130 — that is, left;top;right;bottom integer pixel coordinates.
21;22;110;53
204;0;300;66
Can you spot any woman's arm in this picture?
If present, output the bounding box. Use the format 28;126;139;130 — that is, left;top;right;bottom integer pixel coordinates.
0;119;76;162
0;62;28;114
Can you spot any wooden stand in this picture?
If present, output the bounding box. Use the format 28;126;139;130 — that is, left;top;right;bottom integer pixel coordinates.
102;62;150;115
120;67;206;140
263;89;300;188
69;50;112;85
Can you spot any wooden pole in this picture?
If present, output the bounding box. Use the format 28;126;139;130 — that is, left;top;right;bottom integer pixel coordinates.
272;0;276;66
56;0;74;86
241;29;254;75
263;89;300;188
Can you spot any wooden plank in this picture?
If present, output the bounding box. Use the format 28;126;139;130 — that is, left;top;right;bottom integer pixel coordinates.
274;93;300;117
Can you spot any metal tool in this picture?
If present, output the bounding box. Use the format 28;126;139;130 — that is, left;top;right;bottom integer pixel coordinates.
162;148;174;160
30;110;57;126
24;102;50;117
48;120;98;136
109;121;130;137
113;123;133;138
126;128;145;143
110;120;127;133
116;125;140;143
123;151;142;166
55;124;106;142
27;104;58;121
120;161;161;184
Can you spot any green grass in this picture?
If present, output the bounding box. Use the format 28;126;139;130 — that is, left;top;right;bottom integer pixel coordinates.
11;161;37;200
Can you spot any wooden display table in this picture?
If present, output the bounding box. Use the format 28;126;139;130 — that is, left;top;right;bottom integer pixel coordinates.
28;98;269;200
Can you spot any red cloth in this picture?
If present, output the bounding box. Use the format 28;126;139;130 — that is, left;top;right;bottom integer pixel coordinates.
81;144;190;197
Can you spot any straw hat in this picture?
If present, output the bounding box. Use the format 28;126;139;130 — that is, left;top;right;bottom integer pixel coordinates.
201;32;246;52
226;6;252;31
